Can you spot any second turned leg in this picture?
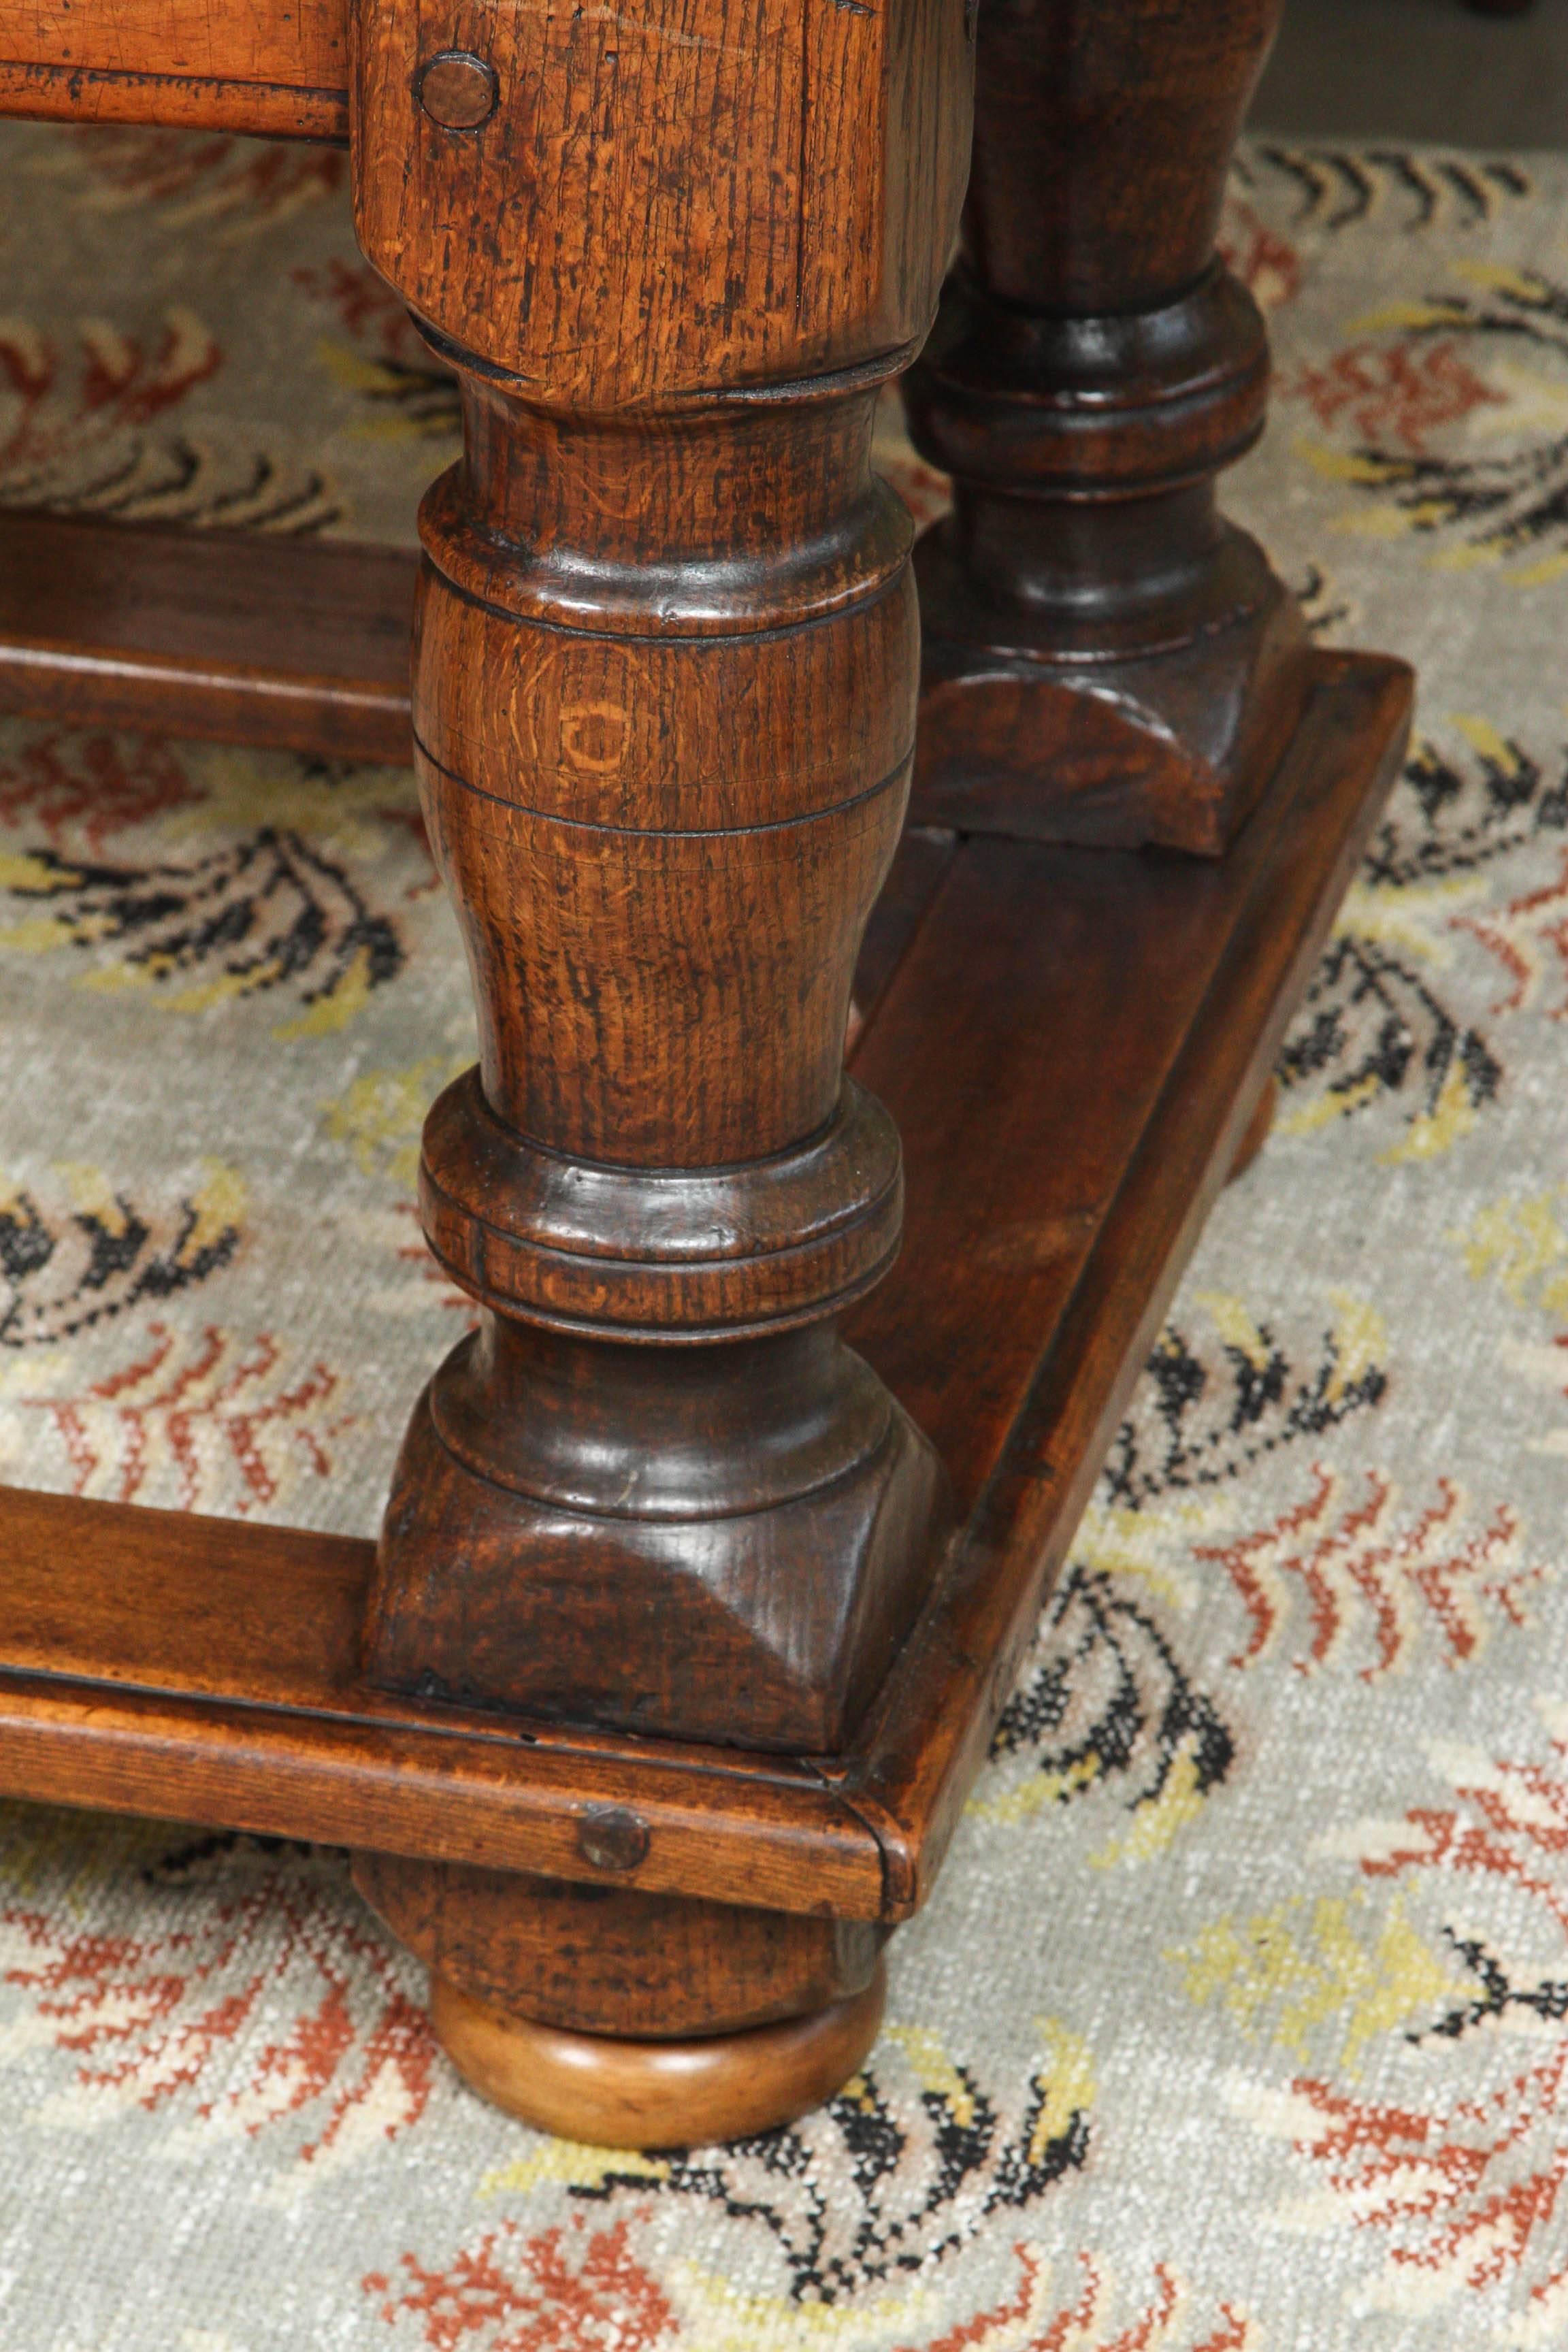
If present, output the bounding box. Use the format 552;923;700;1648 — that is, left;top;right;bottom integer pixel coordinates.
905;0;1311;854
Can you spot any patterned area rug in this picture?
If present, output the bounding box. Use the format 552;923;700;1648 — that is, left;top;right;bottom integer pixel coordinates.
1;125;1566;2352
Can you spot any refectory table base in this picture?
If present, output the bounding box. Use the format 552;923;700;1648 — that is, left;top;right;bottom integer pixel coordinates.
0;647;1410;2143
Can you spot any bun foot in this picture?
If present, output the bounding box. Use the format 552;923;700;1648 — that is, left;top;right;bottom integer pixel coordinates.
431;1959;888;2149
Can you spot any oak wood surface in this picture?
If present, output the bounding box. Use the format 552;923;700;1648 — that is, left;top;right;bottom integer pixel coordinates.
353;0;970;406
0;509;415;762
0;649;1411;1924
0;1480;885;1914
846;653;1412;1910
0;0;348;135
430;1961;889;2150
904;0;1307;853
355;1849;883;2037
353;0;972;1756
0;0;1414;2136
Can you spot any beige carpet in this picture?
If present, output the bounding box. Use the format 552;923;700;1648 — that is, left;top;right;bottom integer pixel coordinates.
1;122;1567;2352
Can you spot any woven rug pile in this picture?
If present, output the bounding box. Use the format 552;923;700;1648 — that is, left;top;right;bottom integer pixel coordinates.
1;125;1566;2351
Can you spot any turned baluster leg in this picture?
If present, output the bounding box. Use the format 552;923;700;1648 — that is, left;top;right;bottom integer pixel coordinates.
345;0;971;2141
905;0;1309;854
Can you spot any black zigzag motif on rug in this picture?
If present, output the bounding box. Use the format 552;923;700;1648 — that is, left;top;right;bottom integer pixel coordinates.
990;1566;1235;1809
0;1177;242;1347
344;358;461;438
1277;930;1501;1141
2;442;342;535
1292;562;1356;639
575;2055;1089;2305
1369;734;1568;886
1235;144;1530;233
142;1829;325;1885
1;827;403;1012
1102;1306;1389;1512
1416;1927;1568;2047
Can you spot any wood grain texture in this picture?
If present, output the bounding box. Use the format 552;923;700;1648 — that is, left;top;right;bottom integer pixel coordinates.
904;0;1308;853
0;0;1412;2123
352;0;972;404
355;1850;883;2036
367;402;953;1740
0;649;1411;1926
845;653;1414;1912
848;826;957;1043
356;0;969;1752
963;0;1284;312
0;1482;887;1916
0;0;348;133
0;510;414;762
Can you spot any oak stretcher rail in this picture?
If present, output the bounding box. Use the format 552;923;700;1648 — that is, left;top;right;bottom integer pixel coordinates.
0;510;416;762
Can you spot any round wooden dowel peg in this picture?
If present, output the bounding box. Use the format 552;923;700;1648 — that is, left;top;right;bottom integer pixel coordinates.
417;50;498;130
431;1960;887;2149
576;1805;650;1874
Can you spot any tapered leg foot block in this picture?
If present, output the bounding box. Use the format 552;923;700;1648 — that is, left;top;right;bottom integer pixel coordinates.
368;1363;950;1753
431;1960;887;2149
911;521;1312;855
365;1070;953;1754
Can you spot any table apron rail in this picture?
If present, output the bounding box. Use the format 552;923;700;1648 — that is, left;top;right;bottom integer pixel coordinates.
0;0;350;138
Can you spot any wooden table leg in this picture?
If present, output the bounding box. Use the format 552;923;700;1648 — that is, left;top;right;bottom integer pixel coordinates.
905;0;1309;853
345;0;973;2139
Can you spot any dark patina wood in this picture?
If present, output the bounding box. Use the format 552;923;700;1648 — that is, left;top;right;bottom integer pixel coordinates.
0;510;416;763
353;1849;885;2037
844;654;1410;1908
350;0;973;1758
905;0;1310;852
0;0;350;136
